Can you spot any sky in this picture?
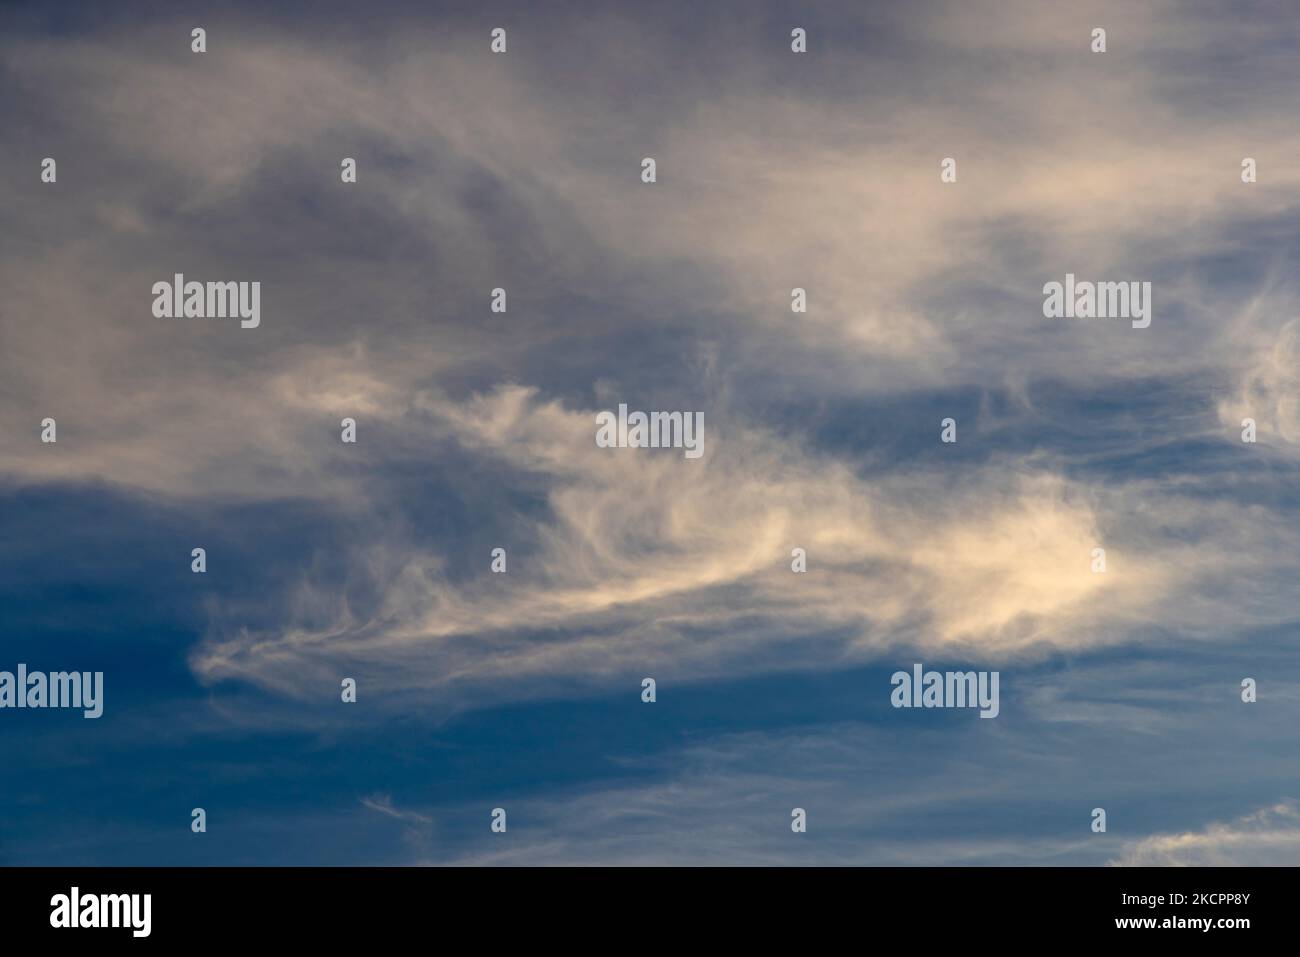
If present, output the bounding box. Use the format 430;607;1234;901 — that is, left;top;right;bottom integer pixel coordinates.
2;0;1299;865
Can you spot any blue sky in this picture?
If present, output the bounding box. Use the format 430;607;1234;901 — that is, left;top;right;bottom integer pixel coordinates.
2;0;1300;865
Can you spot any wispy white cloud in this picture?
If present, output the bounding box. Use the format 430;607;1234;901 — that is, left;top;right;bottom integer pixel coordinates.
1112;802;1300;866
189;384;1188;700
361;793;432;826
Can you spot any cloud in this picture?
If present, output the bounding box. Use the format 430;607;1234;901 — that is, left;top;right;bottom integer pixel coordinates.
1112;802;1300;866
5;0;1300;866
1219;316;1300;445
361;793;432;826
190;384;1183;702
7;0;1300;506
403;724;1098;865
361;793;435;855
2;1;1298;710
